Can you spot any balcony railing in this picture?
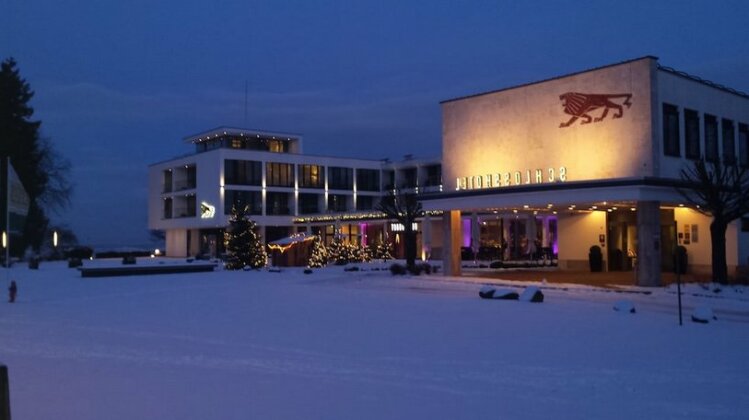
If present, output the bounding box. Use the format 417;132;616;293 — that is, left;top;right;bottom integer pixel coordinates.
174;180;196;191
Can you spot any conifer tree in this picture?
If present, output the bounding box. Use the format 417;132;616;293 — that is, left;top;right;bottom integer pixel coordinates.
307;235;328;268
326;234;348;265
224;205;267;269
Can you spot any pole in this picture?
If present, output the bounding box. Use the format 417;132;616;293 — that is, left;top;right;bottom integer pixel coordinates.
5;157;9;283
0;364;10;420
675;220;683;326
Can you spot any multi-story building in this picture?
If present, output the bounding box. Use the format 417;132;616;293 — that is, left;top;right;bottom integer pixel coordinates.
148;127;442;258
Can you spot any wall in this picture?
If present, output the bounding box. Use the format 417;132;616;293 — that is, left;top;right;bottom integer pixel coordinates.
673;207;740;275
557;211;607;270
442;57;656;192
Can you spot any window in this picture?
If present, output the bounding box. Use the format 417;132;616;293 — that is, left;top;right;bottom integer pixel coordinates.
298;164;324;189
705;114;719;162
162;170;172;193
739;124;749;167
224;160;262;186
327;194;348;212
298;193;320;214
163;198;172;219
328;167;353;190
684;109;700;160
401;168;417;188
266;162;294;187
356;195;374;211
742;217;749;232
662;103;680;157
722;119;736;163
383;170;395;190
356;169;380;191
425;165;442;187
266;192;290;215
268;139;288;153
224;190;262;215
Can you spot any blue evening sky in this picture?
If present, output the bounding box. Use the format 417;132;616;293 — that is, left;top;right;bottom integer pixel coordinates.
1;0;748;249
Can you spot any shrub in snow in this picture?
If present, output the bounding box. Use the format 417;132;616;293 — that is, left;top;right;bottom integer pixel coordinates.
28;257;40;270
303;268;313;275
519;286;544;303
242;265;252;271
691;305;717;323
478;287;519;300
268;267;282;273
390;263;407;276
68;258;82;268
613;300;636;313
489;260;503;269
343;265;360;272
122;255;136;265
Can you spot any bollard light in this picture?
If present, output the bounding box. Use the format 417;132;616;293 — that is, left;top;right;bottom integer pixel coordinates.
53;231;58;248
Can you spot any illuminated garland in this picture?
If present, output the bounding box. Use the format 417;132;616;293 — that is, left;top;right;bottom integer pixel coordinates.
293;210;443;224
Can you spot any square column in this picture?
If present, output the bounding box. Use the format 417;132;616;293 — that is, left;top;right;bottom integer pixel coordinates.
442;210;462;277
637;201;662;287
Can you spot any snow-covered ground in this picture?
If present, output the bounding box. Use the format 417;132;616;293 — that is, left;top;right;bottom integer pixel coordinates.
1;259;748;419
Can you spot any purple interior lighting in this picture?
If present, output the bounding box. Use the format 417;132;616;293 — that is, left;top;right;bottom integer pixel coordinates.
462;218;472;247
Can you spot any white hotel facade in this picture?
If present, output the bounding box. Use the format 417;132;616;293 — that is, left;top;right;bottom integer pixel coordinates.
148;56;749;285
147;128;442;259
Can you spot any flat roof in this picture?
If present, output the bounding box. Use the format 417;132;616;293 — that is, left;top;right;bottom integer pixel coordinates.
184;126;303;143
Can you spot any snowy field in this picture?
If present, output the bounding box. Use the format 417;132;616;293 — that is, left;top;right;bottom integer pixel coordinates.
2;259;749;419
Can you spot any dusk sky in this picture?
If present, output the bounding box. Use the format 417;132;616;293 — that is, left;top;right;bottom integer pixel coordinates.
2;0;748;249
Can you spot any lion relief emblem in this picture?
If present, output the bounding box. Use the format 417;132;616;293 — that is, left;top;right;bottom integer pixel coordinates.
558;92;633;128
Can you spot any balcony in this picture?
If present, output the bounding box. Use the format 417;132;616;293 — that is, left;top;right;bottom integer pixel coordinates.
174;180;196;191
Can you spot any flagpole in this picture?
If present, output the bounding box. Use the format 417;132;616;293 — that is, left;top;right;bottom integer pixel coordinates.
6;156;10;284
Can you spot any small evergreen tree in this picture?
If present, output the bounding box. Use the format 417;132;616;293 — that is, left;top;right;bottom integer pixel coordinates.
373;240;393;261
307;235;328;268
224;205;267;270
326;235;349;265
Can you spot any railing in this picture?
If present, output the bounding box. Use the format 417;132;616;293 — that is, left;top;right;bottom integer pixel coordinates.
174;207;196;218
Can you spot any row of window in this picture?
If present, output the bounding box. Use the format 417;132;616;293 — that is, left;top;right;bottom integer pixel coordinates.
196;136;289;153
223;160;383;190
216;191;376;217
663;103;749;165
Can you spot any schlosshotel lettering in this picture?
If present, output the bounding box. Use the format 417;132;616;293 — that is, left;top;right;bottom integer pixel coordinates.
456;166;567;191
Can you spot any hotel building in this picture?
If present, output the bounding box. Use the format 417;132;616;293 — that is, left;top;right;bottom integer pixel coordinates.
147;128;442;259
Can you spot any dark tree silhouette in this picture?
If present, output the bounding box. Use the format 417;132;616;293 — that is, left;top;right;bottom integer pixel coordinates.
677;159;749;284
0;57;71;252
377;191;422;268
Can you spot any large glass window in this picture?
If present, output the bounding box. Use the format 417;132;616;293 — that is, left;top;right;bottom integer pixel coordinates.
401;168;417;188
662;103;680;157
383;170;395;190
298;193;320;214
224;160;262;186
705;114;719;162
298;164;324;189
163;198;172;219
356;169;380;192
162;169;172;193
224;190;262;215
328;167;353;190
266;162;294;187
684;109;700;160
739;123;749;167
425;165;442;187
266;192;290;215
328;194;348;212
722;119;736;163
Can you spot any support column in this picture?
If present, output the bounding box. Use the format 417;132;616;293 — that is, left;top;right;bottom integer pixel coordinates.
442;210;462;277
637;201;661;287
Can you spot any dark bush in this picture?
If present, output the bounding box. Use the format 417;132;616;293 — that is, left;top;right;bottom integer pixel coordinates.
421;263;432;275
589;246;603;272
303;268;313;274
390;263;407;275
67;246;94;259
28;257;40;269
407;264;421;275
344;266;360;272
68;258;82;268
122;255;137;265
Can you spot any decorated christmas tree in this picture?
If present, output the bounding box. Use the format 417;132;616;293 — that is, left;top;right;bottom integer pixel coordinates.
373;240;393;261
326;235;348;265
224;205;267;270
356;243;372;262
307;235;328;268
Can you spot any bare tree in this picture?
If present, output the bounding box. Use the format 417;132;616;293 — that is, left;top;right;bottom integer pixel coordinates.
677;159;749;283
377;191;422;268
